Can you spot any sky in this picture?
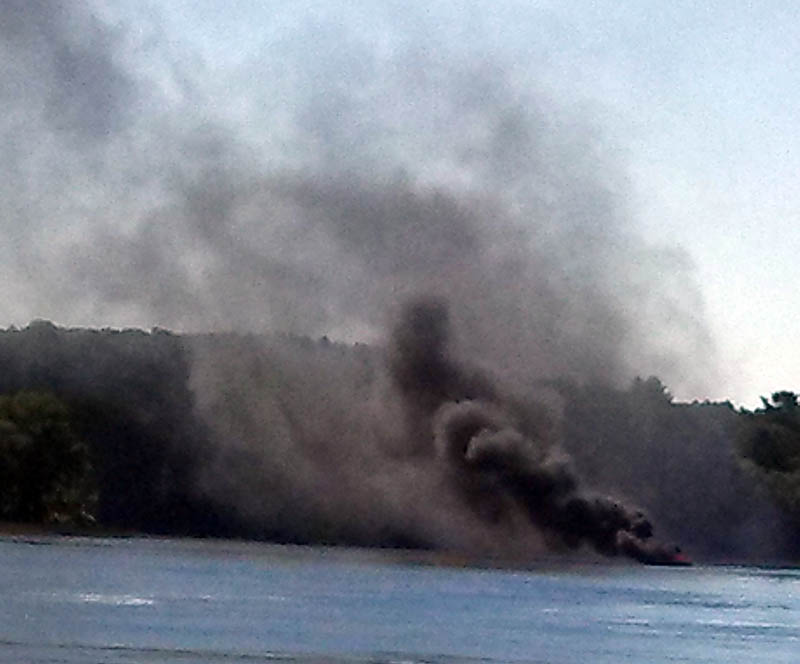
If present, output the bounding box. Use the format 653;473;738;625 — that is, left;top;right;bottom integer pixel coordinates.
1;0;798;407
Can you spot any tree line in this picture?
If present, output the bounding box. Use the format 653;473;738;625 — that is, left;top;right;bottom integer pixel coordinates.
0;321;797;560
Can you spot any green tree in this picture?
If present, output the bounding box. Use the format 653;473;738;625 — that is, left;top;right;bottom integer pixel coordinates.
737;391;800;516
0;391;96;524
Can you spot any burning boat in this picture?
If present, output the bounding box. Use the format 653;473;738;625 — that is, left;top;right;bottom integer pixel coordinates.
618;531;693;566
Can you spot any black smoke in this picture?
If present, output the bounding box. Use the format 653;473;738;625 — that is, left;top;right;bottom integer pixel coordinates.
387;298;677;562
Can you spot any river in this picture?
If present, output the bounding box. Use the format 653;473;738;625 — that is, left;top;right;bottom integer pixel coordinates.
1;535;797;663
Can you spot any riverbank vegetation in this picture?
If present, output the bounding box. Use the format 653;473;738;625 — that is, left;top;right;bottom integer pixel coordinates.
0;321;797;560
0;390;95;525
737;392;800;527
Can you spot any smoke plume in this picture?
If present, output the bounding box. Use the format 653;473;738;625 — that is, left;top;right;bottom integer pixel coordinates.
1;1;718;398
1;2;753;559
386;298;676;561
186;296;688;562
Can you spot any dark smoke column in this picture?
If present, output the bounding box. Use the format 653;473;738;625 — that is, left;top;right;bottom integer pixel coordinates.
390;298;690;565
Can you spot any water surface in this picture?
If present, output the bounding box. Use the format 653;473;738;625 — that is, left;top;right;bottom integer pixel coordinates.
1;536;798;663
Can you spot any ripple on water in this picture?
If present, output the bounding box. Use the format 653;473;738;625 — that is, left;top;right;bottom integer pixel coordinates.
77;593;156;607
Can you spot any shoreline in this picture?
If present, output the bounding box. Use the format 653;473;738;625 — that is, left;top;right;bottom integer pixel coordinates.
0;520;141;540
2;521;797;569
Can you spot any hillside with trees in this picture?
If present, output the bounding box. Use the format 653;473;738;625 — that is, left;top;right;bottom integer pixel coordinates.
0;321;233;535
736;392;800;533
0;321;797;562
0;390;95;524
559;378;793;559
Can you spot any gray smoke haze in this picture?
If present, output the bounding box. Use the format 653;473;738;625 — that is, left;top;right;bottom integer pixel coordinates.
1;2;740;558
1;0;718;396
185;299;686;562
188;329;526;554
1;0;137;141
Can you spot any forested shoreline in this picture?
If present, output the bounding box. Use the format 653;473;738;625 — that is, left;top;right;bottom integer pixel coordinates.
0;321;238;538
1;320;798;562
